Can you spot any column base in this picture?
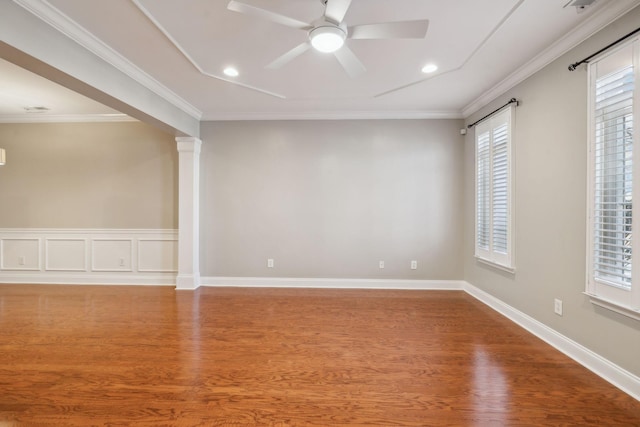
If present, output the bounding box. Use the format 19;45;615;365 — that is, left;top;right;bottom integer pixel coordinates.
176;274;201;290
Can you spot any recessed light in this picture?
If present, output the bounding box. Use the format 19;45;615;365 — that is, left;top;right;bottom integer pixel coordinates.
223;67;239;77
421;64;438;74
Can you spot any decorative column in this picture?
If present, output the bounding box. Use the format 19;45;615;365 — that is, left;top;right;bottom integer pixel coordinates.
176;137;201;290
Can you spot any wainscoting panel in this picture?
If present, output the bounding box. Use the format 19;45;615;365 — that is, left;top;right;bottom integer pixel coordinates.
45;238;87;271
0;238;40;271
0;229;177;285
138;239;178;273
92;239;133;272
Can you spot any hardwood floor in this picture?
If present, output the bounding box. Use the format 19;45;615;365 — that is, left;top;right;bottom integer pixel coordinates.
0;285;638;426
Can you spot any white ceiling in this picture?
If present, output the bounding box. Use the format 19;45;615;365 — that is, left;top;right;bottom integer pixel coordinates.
3;0;640;122
0;57;127;122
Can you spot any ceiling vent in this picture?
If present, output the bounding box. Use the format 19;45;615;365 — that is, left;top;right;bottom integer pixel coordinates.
24;106;50;113
563;0;597;13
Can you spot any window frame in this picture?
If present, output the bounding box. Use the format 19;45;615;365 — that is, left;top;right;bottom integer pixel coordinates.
474;106;515;273
586;37;640;320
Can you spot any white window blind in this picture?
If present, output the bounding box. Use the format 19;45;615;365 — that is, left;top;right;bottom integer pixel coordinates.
492;124;509;255
587;39;640;317
593;64;633;289
477;131;491;252
475;107;514;270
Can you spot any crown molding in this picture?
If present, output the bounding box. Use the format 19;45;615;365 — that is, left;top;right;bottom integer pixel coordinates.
462;0;640;118
0;113;136;123
202;110;464;121
13;0;203;120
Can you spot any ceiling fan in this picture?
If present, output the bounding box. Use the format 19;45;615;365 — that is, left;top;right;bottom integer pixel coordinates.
227;0;429;78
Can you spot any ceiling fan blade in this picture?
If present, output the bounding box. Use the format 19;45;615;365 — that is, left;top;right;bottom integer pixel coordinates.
349;20;429;39
333;45;366;78
227;0;311;30
324;0;352;24
266;42;312;69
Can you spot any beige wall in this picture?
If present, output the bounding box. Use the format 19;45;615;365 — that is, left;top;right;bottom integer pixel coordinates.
200;119;464;279
0;121;177;229
464;5;640;376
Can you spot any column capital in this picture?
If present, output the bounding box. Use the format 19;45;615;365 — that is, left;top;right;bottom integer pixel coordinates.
176;137;202;154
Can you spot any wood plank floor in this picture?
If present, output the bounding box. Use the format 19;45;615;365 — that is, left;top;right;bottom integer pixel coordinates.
0;285;638;426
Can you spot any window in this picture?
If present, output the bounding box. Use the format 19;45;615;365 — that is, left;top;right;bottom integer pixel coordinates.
587;39;640;318
475;107;514;271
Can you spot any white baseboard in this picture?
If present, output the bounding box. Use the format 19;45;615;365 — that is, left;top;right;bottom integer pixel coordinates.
463;281;640;401
0;273;176;286
201;276;465;290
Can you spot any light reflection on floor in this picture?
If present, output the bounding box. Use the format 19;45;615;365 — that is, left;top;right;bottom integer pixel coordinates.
472;345;510;423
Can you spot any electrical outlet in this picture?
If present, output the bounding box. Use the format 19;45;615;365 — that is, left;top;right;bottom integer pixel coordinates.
411;260;418;270
554;298;563;316
19;256;25;266
379;261;385;269
267;258;274;268
119;257;125;267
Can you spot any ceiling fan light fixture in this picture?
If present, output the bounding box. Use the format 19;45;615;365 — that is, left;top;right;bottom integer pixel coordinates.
309;25;346;53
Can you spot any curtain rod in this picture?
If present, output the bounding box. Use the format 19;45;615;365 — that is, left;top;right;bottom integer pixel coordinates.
568;26;640;71
467;98;518;129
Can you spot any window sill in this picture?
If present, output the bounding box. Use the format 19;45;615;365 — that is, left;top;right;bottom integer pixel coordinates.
475;256;515;274
584;292;640;322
